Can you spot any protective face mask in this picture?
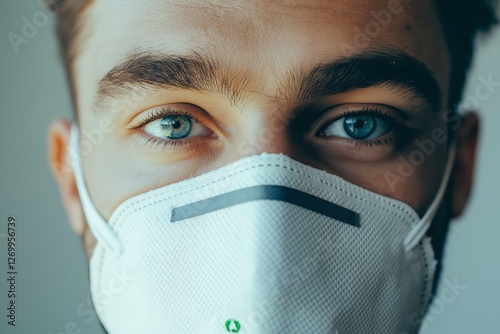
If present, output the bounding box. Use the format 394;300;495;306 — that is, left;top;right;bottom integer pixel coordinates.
69;126;455;334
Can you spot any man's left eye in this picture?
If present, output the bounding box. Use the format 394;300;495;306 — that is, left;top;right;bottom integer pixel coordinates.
320;114;392;140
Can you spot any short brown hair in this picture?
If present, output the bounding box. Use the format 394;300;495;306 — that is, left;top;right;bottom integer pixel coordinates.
47;0;92;107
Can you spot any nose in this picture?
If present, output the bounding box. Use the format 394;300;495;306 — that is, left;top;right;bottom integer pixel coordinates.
226;111;299;162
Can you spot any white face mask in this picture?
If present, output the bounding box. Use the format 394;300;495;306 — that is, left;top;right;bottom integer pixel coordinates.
70;126;455;334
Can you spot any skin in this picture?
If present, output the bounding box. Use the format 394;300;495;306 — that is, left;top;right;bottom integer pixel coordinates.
48;0;478;272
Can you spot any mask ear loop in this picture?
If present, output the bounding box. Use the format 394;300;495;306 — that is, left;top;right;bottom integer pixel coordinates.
403;139;457;252
69;124;124;254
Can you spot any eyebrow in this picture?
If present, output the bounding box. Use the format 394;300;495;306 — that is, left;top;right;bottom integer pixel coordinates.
296;51;442;111
95;50;442;113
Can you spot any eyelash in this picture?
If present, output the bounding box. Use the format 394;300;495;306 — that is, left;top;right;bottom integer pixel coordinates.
129;106;202;149
130;105;408;151
129;106;202;130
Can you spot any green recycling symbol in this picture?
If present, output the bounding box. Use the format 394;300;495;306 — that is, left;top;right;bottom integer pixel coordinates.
225;319;241;332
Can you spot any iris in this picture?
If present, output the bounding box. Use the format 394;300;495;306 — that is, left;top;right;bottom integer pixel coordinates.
159;115;192;139
343;115;376;139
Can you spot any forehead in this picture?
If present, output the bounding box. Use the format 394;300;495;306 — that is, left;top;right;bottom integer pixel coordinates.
76;0;449;107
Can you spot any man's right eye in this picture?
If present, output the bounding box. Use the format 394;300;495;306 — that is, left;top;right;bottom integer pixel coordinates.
131;106;214;145
144;114;207;140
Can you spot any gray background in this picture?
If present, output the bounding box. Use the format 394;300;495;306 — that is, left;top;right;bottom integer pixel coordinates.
0;1;498;333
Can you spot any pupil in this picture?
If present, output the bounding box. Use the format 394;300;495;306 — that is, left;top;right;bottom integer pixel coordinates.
354;119;365;128
343;115;375;139
160;115;192;139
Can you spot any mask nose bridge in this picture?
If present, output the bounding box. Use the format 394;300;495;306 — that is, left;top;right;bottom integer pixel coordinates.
170;184;360;228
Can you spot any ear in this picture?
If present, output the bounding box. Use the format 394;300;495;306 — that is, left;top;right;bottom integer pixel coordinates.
451;112;480;218
47;119;86;235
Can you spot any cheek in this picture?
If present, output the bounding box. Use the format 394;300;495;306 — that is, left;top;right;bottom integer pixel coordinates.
320;139;448;217
82;134;218;220
82;138;134;220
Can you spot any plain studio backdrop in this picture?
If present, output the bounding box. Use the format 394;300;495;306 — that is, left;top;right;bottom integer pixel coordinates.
0;1;499;333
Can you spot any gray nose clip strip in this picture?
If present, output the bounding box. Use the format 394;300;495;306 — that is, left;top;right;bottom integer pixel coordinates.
171;185;361;227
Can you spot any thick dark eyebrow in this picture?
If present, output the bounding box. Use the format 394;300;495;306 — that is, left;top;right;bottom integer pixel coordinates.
96;51;253;109
294;50;442;111
96;50;442;113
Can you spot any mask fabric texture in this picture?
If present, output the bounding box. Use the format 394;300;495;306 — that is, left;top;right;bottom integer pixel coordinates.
70;127;454;334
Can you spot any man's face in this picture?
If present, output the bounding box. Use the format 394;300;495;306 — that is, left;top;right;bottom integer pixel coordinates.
51;0;476;258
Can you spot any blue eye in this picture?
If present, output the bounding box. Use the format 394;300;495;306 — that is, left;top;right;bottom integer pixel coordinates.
159;115;192;139
135;106;215;146
344;115;375;139
321;114;392;140
143;114;211;140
